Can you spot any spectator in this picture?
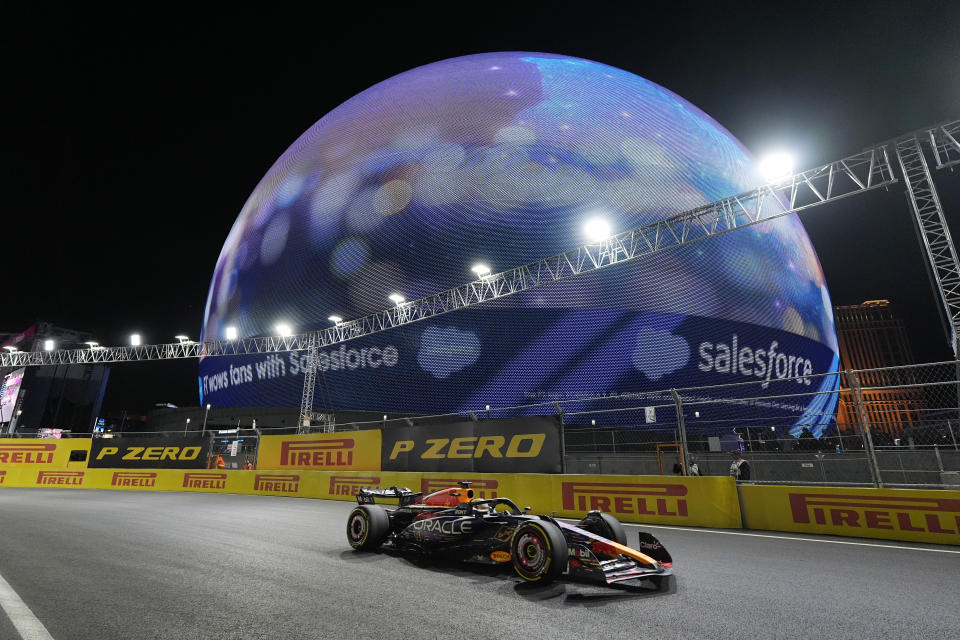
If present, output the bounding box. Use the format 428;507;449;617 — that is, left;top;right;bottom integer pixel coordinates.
729;451;751;480
687;457;701;476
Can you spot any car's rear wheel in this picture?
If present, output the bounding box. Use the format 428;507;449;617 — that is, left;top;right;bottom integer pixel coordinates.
346;505;390;551
510;520;568;584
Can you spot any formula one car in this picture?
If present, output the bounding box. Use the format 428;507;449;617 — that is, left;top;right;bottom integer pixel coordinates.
346;481;673;587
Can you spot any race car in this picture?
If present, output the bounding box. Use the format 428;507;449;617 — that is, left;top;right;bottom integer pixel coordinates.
346;481;673;587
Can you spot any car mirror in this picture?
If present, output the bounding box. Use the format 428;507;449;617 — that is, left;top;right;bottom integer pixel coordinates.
523;506;531;512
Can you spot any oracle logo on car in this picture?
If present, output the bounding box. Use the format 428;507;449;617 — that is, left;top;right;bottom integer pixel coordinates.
111;471;158;488
279;439;355;467
410;517;473;535
329;475;380;496
561;482;688;517
789;493;960;535
420;478;499;499
254;474;300;493
0;443;56;464
36;470;84;486
182;472;227;489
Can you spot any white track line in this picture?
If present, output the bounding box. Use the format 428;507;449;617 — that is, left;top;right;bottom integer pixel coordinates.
625;523;960;554
0;571;54;640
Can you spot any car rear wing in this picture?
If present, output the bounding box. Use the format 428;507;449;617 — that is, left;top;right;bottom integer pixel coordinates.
356;486;423;506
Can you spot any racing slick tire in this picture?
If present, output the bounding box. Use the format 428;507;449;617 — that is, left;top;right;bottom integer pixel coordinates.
578;511;627;545
347;505;390;551
510;520;568;584
596;512;627;546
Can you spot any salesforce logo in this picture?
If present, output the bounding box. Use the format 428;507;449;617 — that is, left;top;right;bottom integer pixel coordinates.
317;344;399;372
698;335;813;387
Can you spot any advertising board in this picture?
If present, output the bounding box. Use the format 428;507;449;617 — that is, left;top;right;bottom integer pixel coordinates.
381;417;562;473
88;437;210;469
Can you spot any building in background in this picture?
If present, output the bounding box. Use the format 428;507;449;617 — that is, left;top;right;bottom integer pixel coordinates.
834;300;921;438
0;323;110;435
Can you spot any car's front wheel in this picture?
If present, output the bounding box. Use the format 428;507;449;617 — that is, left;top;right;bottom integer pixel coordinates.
510;520;568;584
346;505;390;551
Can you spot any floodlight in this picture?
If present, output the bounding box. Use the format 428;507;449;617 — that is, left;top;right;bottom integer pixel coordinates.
85;341;99;349
224;326;238;340
175;335;190;344
2;346;17;353
471;264;491;278
388;293;405;305
130;334;141;346
43;340;55;351
758;152;794;182
328;315;343;324
584;218;612;242
275;323;293;337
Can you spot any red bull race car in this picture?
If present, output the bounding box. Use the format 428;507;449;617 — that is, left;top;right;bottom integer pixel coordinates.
346;481;673;587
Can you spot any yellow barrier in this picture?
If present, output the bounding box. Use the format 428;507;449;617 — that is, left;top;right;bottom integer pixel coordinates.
257;431;382;471
0;466;740;529
739;484;960;545
0;439;90;470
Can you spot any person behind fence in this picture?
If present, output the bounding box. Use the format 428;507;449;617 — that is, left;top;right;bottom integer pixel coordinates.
687;457;701;476
729;451;751;480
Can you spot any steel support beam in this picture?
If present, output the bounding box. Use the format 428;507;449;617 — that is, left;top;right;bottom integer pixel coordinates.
929;121;960;171
0;142;900;369
895;134;960;356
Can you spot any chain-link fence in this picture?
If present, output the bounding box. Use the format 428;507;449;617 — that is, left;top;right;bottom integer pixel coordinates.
5;361;960;487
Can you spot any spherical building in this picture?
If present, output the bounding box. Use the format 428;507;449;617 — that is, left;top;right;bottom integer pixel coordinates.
200;52;839;435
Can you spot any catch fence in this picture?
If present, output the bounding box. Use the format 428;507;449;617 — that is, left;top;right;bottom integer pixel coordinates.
5;360;960;487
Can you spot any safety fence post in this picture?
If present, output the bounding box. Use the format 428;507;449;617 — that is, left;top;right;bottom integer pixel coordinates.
670;389;689;476
847;370;882;488
553;402;566;474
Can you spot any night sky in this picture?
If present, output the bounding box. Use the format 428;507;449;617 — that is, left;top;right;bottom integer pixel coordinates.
5;2;960;412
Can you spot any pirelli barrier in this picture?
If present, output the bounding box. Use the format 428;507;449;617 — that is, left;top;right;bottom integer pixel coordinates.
4;434;959;544
0;439;90;469
0;466;740;529
739;484;960;546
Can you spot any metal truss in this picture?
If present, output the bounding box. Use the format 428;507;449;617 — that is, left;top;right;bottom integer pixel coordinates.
895;133;960;355
928;121;960;171
0;142;903;371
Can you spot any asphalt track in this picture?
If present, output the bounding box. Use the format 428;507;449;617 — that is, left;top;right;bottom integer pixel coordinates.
0;490;958;640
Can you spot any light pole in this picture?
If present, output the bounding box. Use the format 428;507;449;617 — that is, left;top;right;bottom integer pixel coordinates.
202;404;211;435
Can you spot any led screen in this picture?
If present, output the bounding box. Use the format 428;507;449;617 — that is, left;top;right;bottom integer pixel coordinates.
200;52;840;436
0;368;24;423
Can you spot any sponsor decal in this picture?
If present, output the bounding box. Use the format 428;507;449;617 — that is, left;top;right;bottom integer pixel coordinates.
568;545;593;559
421;478;499;499
254;473;300;493
789;493;960;536
0;470;5;484
389;434;545;461
36;470;84;486
0;443;56;464
96;446;202;462
182;472;227;489
279;439;355;467
329;475;380;496
561;481;689;517
490;551;511;562
111;471;158;488
90;438;210;469
410;517;474;535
